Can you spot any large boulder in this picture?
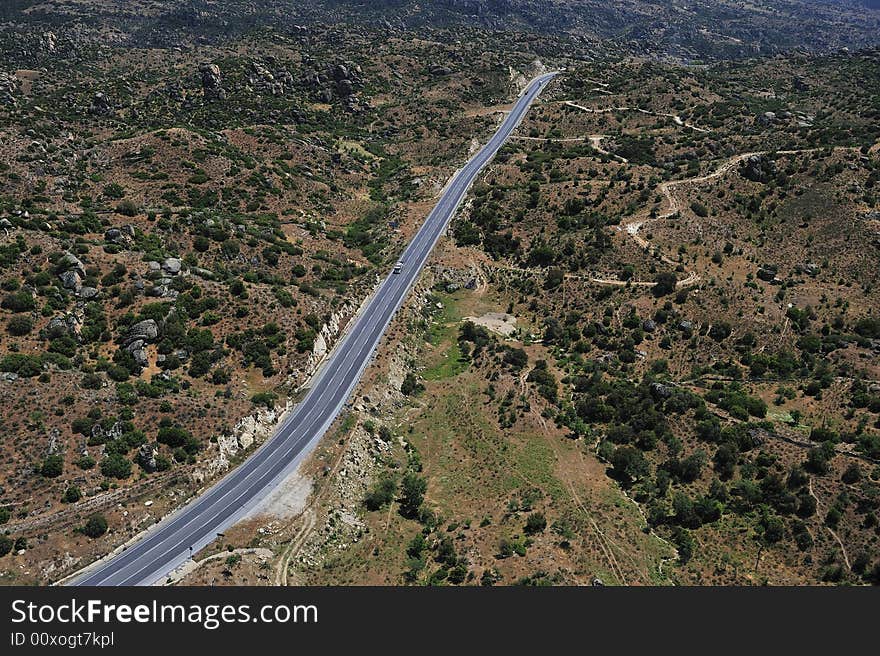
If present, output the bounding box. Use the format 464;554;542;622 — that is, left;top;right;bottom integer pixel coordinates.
161;257;182;275
90;92;112;115
199;63;226;100
136;443;157;473
124;319;158;345
58;252;86;276
59;269;82;291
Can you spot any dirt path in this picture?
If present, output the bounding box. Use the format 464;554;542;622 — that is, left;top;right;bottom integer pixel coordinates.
808;479;851;571
619;146;861;288
563;100;711;133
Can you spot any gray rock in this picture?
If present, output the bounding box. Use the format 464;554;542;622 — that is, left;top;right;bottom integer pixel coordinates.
79;286;99;299
136;443;157;473
130;348;148;367
757;267;778;282
642;319;657;333
161;258;182;275
125;339;145;352
192;267;215;280
678;320;694;333
90;92;112;115
147;261;161;273
125;319;158;345
59;269;82;291
104;228;122;243
59;252;86;276
91;420;123;442
650;382;673;399
199;62;226;100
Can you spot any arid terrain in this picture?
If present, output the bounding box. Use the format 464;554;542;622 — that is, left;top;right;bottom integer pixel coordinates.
1;1;879;586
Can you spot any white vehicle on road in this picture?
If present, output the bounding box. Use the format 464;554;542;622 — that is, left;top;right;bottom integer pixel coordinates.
393;261;404;274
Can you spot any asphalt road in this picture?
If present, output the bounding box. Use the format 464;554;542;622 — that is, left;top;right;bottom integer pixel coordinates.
70;71;557;586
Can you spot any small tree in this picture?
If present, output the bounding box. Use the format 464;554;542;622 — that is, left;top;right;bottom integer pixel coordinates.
6;315;33;336
399;472;427;519
100;453;132;479
653;272;678;297
364;476;396;511
401;373;424;397
62;486;82;503
40;454;64;478
81;514;108;538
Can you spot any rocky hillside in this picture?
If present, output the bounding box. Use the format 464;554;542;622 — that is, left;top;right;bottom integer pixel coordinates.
6;0;880;60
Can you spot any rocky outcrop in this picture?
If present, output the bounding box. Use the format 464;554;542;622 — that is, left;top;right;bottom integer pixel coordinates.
161;257;182;275
0;71;19;106
199;62;226;100
89;92;112;115
247;59;296;96
58;252;86;277
123;319;159;347
136;443;157;473
196;400;294;481
46;314;80;339
301;60;366;111
740;154;778;184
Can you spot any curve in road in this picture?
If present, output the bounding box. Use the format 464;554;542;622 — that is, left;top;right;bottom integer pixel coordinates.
70;71;557;586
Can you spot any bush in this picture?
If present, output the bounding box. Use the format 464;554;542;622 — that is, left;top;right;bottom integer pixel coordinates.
62;486;82;503
653;272;677;297
399;472;427;519
251;391;277;409
116;200;139;217
80;514;108;538
1;291;36;312
157;426;192;448
100;453;132;479
503;348;529;370
690;201;709;217
401;373;424;397
0;535;13;557
364;476;397;511
40;454;64;478
6;315;33;336
524;512;547;535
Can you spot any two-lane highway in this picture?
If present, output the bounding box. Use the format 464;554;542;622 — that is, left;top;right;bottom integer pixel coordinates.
70;71;557;586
